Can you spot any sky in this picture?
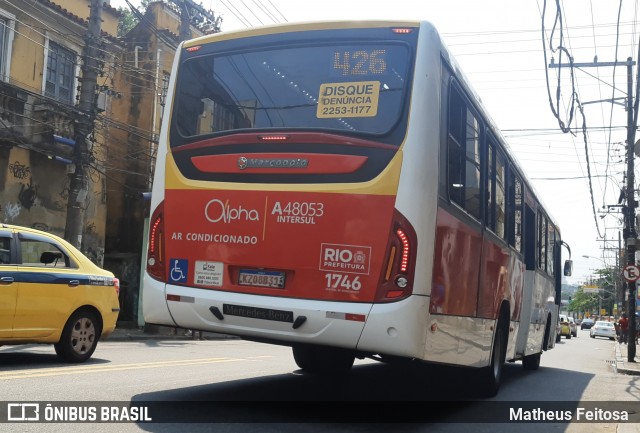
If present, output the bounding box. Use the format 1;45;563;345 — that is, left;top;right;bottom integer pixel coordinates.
111;0;640;285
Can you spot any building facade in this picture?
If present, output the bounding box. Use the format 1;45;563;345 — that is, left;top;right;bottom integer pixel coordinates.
105;1;214;324
0;0;217;325
0;0;121;264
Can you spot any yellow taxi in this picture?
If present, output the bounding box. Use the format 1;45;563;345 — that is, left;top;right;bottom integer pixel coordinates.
556;314;572;341
0;224;119;362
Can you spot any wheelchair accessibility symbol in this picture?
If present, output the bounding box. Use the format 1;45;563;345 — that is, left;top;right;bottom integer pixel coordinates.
170;258;188;283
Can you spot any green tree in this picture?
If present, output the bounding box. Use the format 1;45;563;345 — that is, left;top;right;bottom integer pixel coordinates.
569;267;617;317
117;7;137;37
568;286;598;315
117;1;151;37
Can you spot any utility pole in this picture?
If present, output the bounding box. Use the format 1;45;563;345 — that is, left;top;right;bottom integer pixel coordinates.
173;0;222;42
64;0;103;249
178;0;191;42
550;57;637;362
624;58;637;362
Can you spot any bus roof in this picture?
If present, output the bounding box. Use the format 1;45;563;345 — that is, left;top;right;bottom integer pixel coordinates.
183;20;423;48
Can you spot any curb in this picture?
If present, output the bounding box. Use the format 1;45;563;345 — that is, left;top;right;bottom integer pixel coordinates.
614;343;640;376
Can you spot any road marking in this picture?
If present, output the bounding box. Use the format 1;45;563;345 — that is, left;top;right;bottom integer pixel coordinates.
0;357;270;380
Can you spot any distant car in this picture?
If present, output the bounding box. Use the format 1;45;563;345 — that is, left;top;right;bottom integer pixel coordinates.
590;321;617;340
581;318;595;330
0;224;120;362
567;316;577;337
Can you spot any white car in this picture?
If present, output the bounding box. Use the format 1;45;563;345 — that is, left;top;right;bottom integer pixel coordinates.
590;321;616;340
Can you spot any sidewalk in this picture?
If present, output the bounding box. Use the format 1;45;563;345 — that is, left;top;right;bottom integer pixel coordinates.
103;322;239;342
613;340;640;375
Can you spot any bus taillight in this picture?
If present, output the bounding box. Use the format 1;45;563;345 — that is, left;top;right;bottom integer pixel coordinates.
396;228;410;272
376;209;417;302
258;134;289;141
147;201;166;281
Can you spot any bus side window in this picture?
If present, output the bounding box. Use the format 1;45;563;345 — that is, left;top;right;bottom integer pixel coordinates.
508;174;523;253
537;211;548;273
447;83;482;220
547;224;556;276
524;205;536;270
486;137;506;239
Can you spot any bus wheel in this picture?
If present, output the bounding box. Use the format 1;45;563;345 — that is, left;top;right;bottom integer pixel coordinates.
476;317;507;397
292;344;355;375
522;352;541;370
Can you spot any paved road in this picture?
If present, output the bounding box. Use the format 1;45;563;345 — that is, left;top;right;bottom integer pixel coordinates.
0;327;638;432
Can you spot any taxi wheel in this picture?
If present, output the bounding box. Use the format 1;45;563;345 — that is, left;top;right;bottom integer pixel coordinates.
55;310;102;363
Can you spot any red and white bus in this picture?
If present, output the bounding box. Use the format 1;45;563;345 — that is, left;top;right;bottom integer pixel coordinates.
143;20;572;396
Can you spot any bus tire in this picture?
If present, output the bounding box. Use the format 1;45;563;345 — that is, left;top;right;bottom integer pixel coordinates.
522;352;541;370
292;344;355;375
476;314;507;397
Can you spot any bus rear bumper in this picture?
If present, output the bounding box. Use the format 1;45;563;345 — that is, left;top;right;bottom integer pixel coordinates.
156;283;373;349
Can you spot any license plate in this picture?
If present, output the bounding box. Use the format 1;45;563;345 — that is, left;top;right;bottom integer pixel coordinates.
238;269;285;288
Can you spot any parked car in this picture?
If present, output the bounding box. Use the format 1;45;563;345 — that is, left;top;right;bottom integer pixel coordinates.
580;318;595;330
0;224;120;362
590;320;617;340
567;316;577;337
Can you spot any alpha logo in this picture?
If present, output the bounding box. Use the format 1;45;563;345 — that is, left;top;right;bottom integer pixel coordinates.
237;156;308;169
319;243;371;275
204;199;259;223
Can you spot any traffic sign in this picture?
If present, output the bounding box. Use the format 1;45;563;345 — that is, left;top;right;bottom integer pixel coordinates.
623;264;640;282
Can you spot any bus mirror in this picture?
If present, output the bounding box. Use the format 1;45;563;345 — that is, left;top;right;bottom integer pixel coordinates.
563;260;573;277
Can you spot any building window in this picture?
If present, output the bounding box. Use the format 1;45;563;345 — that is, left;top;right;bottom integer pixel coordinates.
45;42;76;104
0;10;15;82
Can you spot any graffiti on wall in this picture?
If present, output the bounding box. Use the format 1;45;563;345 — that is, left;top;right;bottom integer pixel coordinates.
8;161;31;180
18;180;39;210
32;222;50;231
4;202;21;222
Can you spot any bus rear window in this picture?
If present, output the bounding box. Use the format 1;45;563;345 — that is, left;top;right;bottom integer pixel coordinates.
172;38;414;144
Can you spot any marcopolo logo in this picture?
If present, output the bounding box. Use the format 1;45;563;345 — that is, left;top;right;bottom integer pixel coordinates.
237;156;308;170
319;243;371;275
204;199;260;224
